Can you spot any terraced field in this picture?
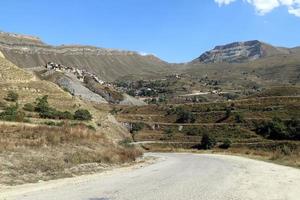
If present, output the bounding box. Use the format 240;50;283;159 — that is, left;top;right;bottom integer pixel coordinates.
112;93;300;166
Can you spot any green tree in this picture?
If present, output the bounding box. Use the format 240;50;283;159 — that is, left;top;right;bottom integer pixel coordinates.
200;133;216;150
35;95;50;113
176;109;195;123
130;122;144;133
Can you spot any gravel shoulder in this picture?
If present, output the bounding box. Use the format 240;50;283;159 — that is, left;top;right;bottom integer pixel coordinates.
1;153;300;200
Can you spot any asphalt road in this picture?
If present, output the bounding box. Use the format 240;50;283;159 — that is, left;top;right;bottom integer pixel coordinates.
1;153;300;200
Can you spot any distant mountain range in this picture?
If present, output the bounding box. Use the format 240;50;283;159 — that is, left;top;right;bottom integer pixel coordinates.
0;31;299;86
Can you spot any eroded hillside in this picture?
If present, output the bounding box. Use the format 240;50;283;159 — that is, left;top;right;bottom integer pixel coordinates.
0;57;142;185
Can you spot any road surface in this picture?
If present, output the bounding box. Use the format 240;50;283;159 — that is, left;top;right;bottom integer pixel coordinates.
1;153;300;200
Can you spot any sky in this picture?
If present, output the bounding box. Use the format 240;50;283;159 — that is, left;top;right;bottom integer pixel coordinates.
0;0;300;63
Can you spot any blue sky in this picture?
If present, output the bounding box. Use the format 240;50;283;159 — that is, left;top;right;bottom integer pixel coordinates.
0;0;300;63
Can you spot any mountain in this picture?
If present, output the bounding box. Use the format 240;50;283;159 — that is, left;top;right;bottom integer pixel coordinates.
0;31;170;82
191;40;291;64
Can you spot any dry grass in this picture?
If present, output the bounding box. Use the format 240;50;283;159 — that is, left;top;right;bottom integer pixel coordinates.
0;123;142;185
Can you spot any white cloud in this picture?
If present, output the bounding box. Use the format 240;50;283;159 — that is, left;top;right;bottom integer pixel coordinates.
246;0;280;15
215;0;237;6
215;0;300;17
288;7;300;16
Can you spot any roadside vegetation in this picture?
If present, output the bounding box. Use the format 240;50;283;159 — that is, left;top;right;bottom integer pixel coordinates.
0;91;142;185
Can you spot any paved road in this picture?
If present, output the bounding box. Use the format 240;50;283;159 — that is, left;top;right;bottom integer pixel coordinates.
1;153;300;200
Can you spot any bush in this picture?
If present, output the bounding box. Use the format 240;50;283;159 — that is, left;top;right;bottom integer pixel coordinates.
0;104;25;122
255;117;300;140
23;103;35;112
235;113;244;123
200;133;216;150
35;96;75;120
225;107;232;118
219;139;232;149
130;122;144;133
35;95;50;113
74;109;92;121
5;91;19;102
176;108;195;123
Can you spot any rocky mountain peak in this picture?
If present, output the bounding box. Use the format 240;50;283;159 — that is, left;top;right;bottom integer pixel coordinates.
193;40;265;64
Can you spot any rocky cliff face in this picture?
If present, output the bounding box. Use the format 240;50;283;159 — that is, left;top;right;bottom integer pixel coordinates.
0;31;170;82
192;40;290;64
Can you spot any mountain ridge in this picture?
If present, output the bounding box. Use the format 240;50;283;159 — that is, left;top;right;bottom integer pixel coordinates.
191;40;294;64
0;31;170;82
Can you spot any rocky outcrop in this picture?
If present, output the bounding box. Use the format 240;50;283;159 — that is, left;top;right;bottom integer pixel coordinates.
55;74;108;104
192;40;290;64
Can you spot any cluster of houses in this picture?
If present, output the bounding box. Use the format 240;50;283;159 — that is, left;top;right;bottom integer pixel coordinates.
45;62;105;85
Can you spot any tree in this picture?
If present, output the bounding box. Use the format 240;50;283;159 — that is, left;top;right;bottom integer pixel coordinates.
200;133;216;150
35;95;50;113
130;122;144;133
74;109;92;121
5;91;19;102
176;109;195;123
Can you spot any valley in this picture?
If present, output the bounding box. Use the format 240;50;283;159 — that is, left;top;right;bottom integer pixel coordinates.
0;30;299;189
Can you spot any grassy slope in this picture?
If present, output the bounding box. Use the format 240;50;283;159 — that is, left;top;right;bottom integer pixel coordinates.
0;57;142;185
1;48;171;82
182;53;300;87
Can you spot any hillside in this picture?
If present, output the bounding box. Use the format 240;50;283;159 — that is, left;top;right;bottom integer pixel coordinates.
0;57;142;185
0;32;170;82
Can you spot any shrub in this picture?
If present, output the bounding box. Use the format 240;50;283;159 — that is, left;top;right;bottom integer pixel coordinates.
219;139;232;149
35;95;50;113
255;117;300;140
176;109;195;123
225;107;232;118
130;122;144;133
5;91;19;102
35;96;75;120
23;103;35;112
58;111;74;120
74;109;92;121
0;104;25;122
200;133;216;150
235;113;244;123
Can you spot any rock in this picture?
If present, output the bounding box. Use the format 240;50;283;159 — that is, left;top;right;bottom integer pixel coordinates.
192;40;290;64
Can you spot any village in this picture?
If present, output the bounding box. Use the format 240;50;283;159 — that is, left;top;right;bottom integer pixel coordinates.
45;62;106;85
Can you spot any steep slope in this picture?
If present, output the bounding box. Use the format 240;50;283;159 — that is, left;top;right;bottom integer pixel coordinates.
0;58;144;186
192;40;291;64
0;56;129;140
0;31;170;82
